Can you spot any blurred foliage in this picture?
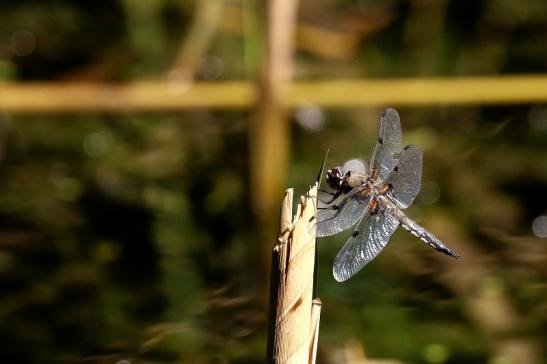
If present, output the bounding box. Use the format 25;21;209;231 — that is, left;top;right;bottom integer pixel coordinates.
0;0;547;363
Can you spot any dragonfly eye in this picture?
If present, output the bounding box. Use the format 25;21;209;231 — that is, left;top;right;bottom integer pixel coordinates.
326;167;343;190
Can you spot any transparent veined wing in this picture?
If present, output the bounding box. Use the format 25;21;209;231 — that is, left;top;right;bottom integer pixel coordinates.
342;158;367;175
384;144;423;209
316;186;372;237
333;211;400;282
370;108;403;185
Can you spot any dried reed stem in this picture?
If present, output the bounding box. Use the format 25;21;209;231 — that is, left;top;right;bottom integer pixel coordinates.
3;75;547;113
249;0;300;289
267;183;321;363
171;0;224;76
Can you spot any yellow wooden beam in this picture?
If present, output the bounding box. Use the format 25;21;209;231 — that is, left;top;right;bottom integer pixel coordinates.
1;75;547;113
287;76;547;106
0;81;254;113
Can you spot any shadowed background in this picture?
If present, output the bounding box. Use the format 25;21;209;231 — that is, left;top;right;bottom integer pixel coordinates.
0;0;546;363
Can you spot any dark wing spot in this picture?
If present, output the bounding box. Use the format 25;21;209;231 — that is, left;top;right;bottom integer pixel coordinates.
403;145;410;151
388;183;394;190
332;205;339;210
393;165;399;172
351;230;359;238
378;137;384;145
382;109;387;117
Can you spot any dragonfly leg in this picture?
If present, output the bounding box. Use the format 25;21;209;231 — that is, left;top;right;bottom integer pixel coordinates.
319;188;336;196
320;190;342;205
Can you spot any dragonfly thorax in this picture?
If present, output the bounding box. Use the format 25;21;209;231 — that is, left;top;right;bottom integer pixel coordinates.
345;172;368;189
326;168;369;196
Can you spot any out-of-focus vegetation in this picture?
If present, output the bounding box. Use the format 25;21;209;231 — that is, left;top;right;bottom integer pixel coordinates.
0;0;546;363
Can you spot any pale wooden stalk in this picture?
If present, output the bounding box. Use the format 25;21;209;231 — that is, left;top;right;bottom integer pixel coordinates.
267;184;321;363
170;0;224;76
249;0;300;288
309;299;322;364
2;76;547;113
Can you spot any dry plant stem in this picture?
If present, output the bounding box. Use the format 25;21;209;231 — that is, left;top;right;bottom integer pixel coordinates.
171;0;224;76
249;0;299;297
268;184;321;363
309;299;322;364
3;76;547;113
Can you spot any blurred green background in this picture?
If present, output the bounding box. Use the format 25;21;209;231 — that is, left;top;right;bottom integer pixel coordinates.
1;0;546;363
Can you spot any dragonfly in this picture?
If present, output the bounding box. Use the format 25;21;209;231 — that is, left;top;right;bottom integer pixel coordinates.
316;108;459;282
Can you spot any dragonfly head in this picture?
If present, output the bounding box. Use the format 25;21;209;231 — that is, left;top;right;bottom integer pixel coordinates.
326;167;343;190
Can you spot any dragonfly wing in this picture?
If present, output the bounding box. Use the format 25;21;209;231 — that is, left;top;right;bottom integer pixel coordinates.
385;144;423;209
370;108;403;185
316;186;372;237
342;158;367;175
333;211;400;282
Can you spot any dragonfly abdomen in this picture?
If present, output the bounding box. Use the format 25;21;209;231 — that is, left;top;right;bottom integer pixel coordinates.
377;195;459;259
398;215;459;258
